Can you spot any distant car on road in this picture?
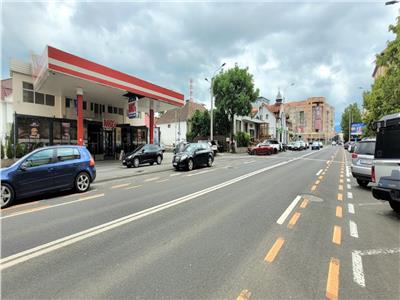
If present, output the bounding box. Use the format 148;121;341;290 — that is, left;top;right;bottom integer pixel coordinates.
173;142;214;171
332;141;337;146
263;139;281;153
292;141;302;151
1;145;96;209
311;141;321;150
351;138;376;187
248;143;274;155
122;144;163;168
371;113;400;212
348;142;357;153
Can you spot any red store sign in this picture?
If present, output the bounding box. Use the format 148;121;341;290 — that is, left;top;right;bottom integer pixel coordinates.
103;119;116;130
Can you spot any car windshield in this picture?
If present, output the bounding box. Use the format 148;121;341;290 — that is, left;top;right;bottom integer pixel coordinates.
356;141;375;155
182;143;198;153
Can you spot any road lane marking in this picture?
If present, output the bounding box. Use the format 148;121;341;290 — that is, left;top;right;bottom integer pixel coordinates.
311;185;317;191
326;257;340;300
61;189;97;199
287;212;301;229
349;221;359;238
347;192;353;199
0;194;105;220
186;169;215;177
111;183;130;189
338;185;343;191
276;195;302;225
144;177;160;182
332;225;341;245
339;179;343;184
358;202;385;206
300;199;309;208
348;203;355;214
170;173;181;177
340;174;343;178
1;151;320;269
347;184;351;189
243;160;255;164
346;178;350;183
336;206;342;218
236;289;251;300
156;179;169;183
352;248;400;288
125;185;142;190
316;169;323;176
319;176;323;180
337;193;343;201
1;200;40;211
264;237;285;263
315;180;320;185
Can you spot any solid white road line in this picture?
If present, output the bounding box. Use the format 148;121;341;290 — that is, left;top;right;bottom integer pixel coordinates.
186;169;215;177
316;169;323;176
347;178;351;183
349;220;359;238
0;151;318;270
347;184;351;189
348;203;355;214
276;195;302;225
352;248;400;287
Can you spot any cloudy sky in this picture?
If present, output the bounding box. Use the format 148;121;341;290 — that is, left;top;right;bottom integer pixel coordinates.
1;1;398;130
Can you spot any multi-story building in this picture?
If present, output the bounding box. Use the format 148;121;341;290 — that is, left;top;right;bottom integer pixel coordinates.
285;97;335;142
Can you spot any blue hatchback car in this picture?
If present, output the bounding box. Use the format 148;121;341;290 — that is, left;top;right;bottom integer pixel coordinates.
1;145;96;208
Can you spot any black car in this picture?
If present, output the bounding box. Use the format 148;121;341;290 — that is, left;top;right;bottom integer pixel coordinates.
173;143;214;171
122;144;163;168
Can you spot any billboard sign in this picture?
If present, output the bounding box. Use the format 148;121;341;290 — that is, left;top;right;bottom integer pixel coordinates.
351;122;365;136
128;97;139;119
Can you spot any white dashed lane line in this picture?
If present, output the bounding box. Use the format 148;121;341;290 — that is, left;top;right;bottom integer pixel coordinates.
347;192;353;199
348;203;355;214
349;220;359;238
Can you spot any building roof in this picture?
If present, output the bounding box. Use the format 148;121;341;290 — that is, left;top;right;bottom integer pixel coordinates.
156;101;206;124
1;78;12;101
266;103;282;114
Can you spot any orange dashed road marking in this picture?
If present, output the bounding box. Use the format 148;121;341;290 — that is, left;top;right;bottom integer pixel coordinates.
315;180;321;185
265;237;285;263
326;257;340;300
336;206;343;218
288;212;301;229
332;225;341;245
338;185;343;191
300;199;309;208
319;176;323;180
236;289;251;300
311;185;317;191
339;179;343;184
337;193;343;201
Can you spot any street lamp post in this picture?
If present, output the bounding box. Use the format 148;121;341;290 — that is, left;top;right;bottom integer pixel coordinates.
385;0;399;5
205;62;225;141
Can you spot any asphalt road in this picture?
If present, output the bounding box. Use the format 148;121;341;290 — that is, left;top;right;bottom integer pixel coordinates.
1;147;399;299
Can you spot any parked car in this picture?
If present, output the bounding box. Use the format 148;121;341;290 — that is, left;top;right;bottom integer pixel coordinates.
332;141;337;146
344;141;350;150
292;141;302;151
262;139;281;153
371;113;400;212
173;141;188;154
351;138;376;187
122;144;163;168
0;145;96;209
311;141;321;150
287;142;295;150
173;143;214;171
348;142;357;153
198;140;218;156
299;141;306;150
248;143;274;155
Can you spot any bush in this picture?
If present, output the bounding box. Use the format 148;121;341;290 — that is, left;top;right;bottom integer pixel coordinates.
236;131;251;147
16;143;28;158
6;140;13;159
1;143;4;159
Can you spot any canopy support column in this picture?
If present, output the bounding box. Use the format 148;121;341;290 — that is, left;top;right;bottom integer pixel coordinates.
77;88;84;146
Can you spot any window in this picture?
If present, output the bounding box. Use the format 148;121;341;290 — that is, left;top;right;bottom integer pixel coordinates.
45;94;55;106
375;127;400;159
108;106;113;113
102;105;105;113
168;124;171;128
66;98;71;108
113;107;118;114
91;103;94;111
94;103;99;114
56;148;80;161
35;93;45;105
23;82;34;103
83;101;87;110
26;149;54;167
118;108;123;116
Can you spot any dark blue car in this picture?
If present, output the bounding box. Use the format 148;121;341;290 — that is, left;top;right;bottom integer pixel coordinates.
1;145;96;208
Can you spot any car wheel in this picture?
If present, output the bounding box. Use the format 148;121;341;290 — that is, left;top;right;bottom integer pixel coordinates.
150;161;155;165
187;159;194;171
127;164;132;168
356;179;369;187
207;156;213;167
156;155;162;165
133;157;140;168
75;172;91;193
1;183;15;209
389;200;400;213
274;149;278;154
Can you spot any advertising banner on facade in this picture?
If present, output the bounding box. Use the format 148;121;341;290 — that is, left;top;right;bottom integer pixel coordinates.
103;119;117;130
313;105;322;131
128;98;139;119
351;122;365;136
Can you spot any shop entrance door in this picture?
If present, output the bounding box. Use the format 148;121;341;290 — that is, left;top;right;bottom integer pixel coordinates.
104;130;114;158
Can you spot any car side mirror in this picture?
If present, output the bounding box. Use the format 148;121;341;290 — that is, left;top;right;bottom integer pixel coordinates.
20;161;29;170
142;149;145;153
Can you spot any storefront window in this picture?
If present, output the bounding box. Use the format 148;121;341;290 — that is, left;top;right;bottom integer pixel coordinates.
35;93;45;105
23;89;34;103
17;116;50;151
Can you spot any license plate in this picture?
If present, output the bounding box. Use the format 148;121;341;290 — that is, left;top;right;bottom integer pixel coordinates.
360;159;372;165
173;162;177;166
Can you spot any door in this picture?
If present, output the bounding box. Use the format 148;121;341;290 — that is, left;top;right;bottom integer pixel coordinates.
14;149;56;196
104;130;114;158
53;147;82;189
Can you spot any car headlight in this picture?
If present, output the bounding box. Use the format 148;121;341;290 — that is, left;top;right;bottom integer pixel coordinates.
181;154;188;160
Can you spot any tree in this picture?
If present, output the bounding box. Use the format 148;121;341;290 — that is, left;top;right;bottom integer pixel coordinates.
341;103;362;141
187;110;210;140
363;16;400;135
212;65;259;149
214;107;231;136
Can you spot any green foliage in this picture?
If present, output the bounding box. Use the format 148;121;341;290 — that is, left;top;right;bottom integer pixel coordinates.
1;143;4;159
187;110;210;140
6;139;13;159
16;143;27;158
213;65;260;142
341;103;362;141
214;108;231;136
236;131;251;147
363;16;400;136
